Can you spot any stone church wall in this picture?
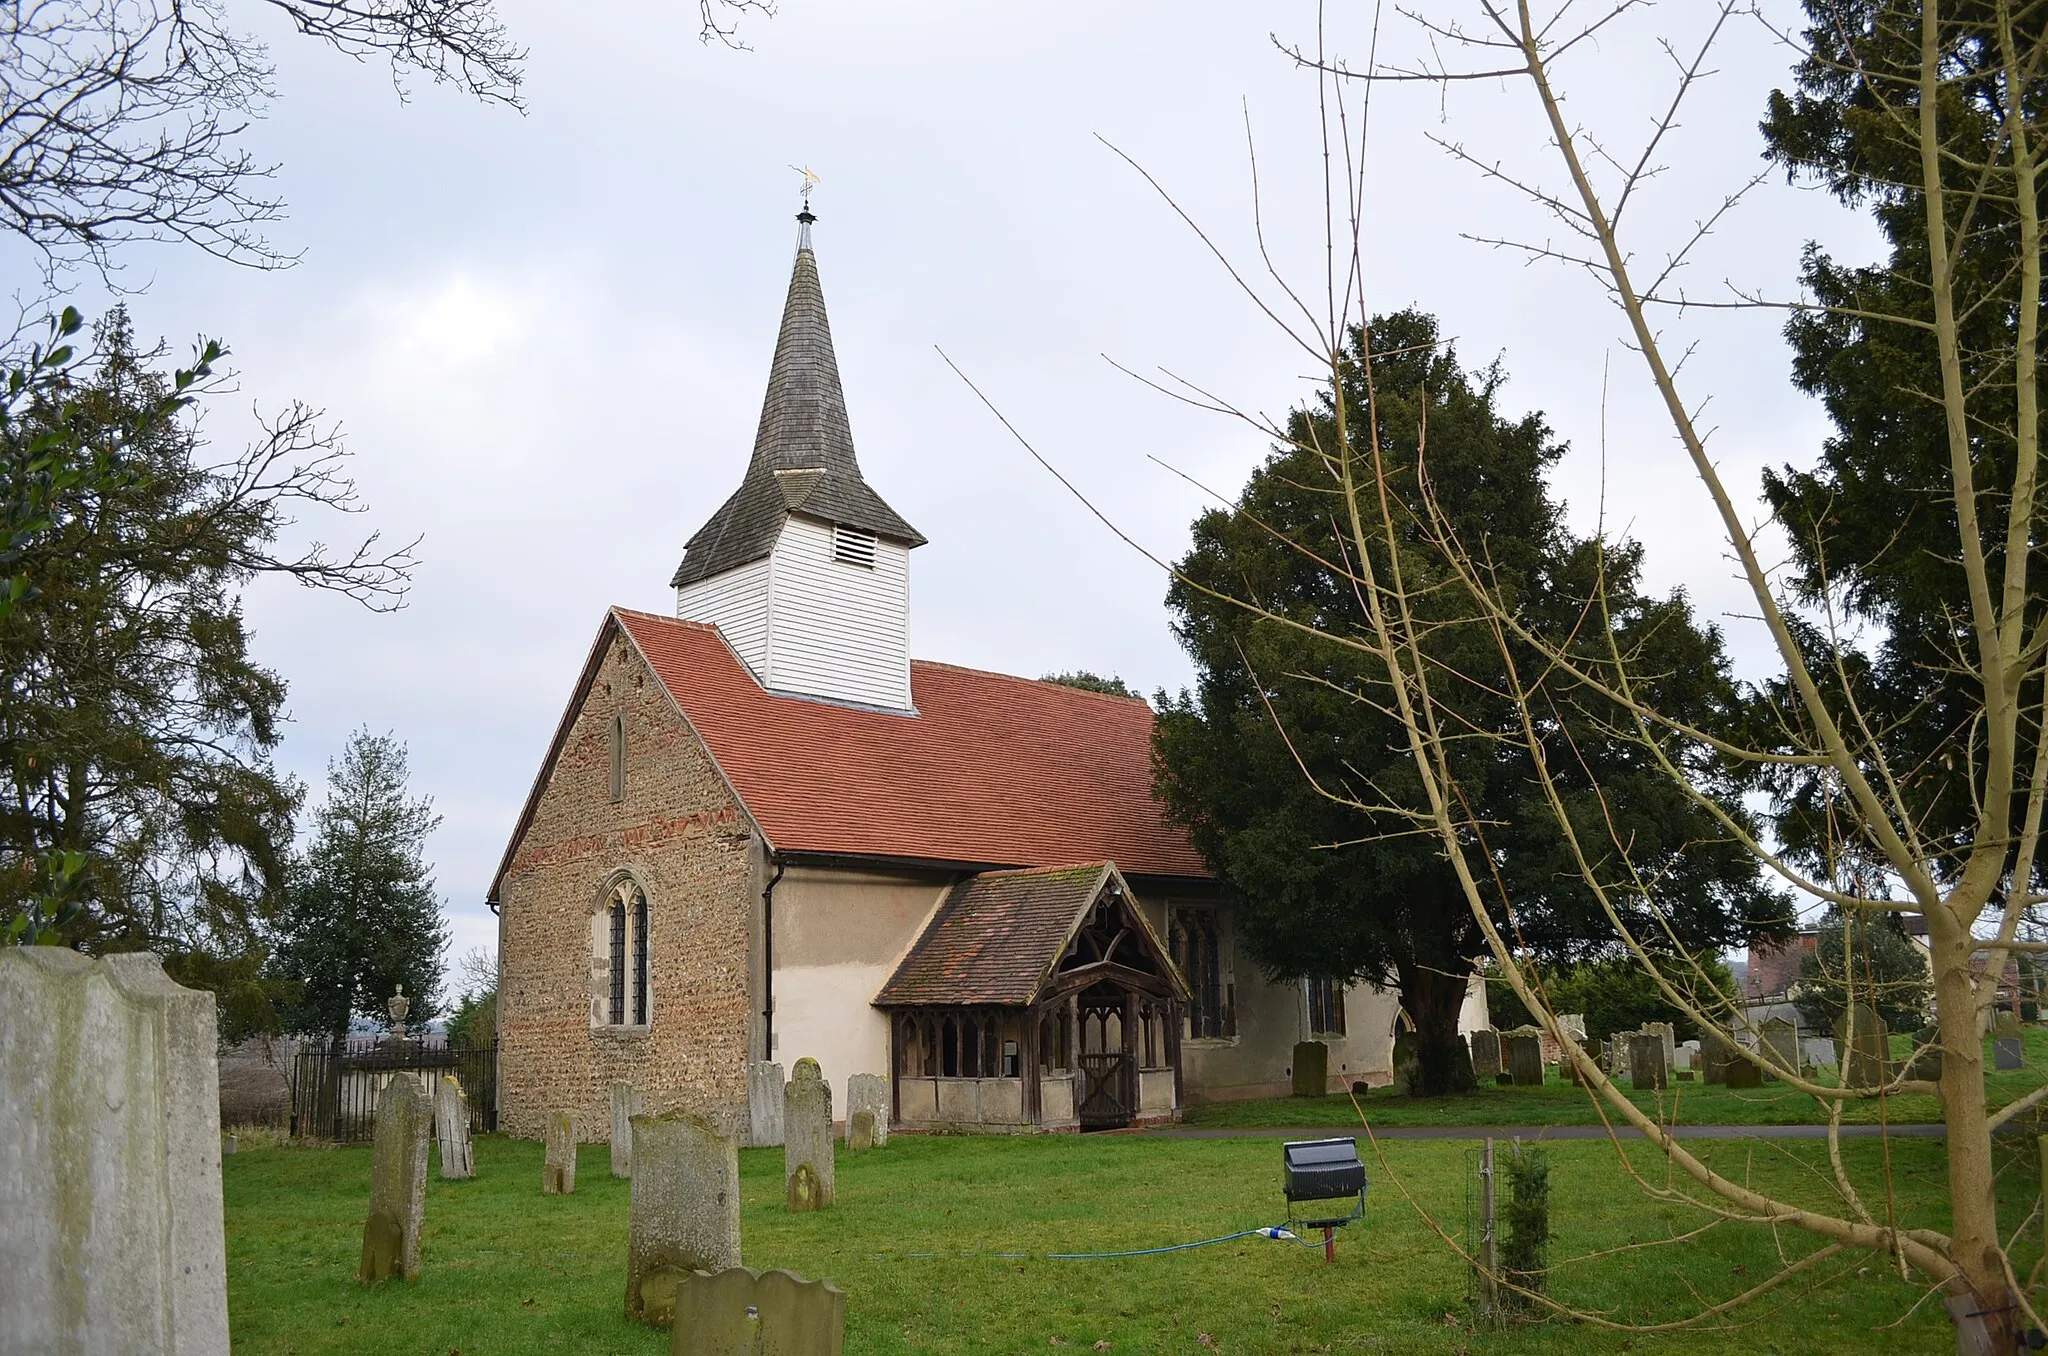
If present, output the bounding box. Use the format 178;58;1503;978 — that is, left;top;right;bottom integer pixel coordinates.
497;628;756;1139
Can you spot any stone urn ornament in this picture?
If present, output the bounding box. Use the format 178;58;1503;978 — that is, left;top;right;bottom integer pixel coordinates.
387;984;411;1046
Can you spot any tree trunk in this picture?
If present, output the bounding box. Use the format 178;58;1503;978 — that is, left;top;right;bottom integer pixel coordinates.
1398;959;1477;1096
1931;912;2018;1348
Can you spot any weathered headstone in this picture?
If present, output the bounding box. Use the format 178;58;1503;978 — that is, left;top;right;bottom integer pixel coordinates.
612;1081;644;1179
1906;1027;1944;1082
626;1111;743;1326
436;1073;474;1180
1630;1033;1669;1091
1503;1029;1544;1086
544;1111;577;1194
1643;1021;1677;1077
671;1267;846;1356
1760;1017;1801;1081
1996;1012;2025;1071
1700;1030;1738;1085
361;1074;430;1284
1391;1032;1422;1097
0;949;230;1352
1675;1040;1700;1072
1837;1004;1890;1087
1468;1027;1502;1081
1608;1030;1635;1082
784;1058;834;1212
846;1073;888;1149
1292;1039;1329;1096
747;1060;785;1148
1725;1044;1765;1090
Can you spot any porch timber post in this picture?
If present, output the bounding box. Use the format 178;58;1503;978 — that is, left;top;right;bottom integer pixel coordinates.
1123;987;1138;1117
1169;998;1184;1113
888;1012;901;1128
1023;1004;1040;1125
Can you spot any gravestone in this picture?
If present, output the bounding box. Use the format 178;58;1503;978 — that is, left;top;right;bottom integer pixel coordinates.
1292;1039;1329;1096
1700;1030;1738;1085
612;1082;644;1179
544;1111;577;1194
1803;1036;1838;1069
1608;1030;1635;1082
846;1073;888;1149
1630;1033;1669;1091
1760;1017;1801;1081
1643;1021;1677;1076
436;1073;474;1180
0;949;230;1352
1391;1033;1422;1097
361;1074;430;1284
1996;1012;2025;1071
626;1111;743;1326
784;1058;834;1212
747;1060;785;1148
1468;1027;1502;1081
1503;1029;1544;1086
1906;1027;1944;1082
671;1267;846;1356
1837;1004;1890;1087
1725;1043;1764;1089
1675;1040;1700;1072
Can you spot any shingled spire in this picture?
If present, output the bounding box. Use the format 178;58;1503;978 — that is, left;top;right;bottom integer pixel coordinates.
671;212;924;590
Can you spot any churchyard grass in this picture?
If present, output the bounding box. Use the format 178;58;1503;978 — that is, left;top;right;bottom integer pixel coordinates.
1189;1027;2048;1130
223;1126;2010;1354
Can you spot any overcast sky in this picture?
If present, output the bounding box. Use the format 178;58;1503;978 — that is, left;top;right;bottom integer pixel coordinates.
26;1;1883;986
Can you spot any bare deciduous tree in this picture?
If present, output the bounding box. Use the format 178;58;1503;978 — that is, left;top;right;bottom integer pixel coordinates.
959;0;2048;1344
0;0;772;277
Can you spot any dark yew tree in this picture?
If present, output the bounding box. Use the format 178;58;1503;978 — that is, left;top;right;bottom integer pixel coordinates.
1154;311;1774;1094
1758;1;2048;897
0;310;412;1034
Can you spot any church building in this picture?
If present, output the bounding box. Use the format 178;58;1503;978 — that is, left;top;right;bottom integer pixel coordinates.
488;210;1481;1139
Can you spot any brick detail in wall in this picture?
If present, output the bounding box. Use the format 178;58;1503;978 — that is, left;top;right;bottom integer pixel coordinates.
498;629;754;1140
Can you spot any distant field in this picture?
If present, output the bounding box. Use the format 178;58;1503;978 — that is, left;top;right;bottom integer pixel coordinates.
1184;1026;2048;1130
223;1127;2015;1354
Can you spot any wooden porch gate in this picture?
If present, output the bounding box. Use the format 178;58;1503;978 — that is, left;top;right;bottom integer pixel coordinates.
1076;1051;1134;1130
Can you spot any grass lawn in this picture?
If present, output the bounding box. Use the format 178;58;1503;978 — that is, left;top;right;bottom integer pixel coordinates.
1186;1027;2048;1131
223;1127;2034;1355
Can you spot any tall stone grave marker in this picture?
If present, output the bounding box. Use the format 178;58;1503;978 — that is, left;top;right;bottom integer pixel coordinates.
846;1073;889;1150
1392;1033;1424;1096
1630;1033;1668;1091
784;1058;834;1211
747;1060;785;1148
1700;1029;1738;1085
1468;1027;1502;1081
1837;1004;1890;1087
1503;1028;1544;1086
1292;1040;1329;1096
1996;1012;2026;1071
0;949;230;1352
1906;1027;1944;1082
361;1075;430;1284
544;1111;577;1194
625;1111;743;1326
1608;1030;1635;1082
611;1082;644;1178
1643;1021;1677;1076
435;1074;474;1180
1760;1017;1801;1081
671;1267;846;1356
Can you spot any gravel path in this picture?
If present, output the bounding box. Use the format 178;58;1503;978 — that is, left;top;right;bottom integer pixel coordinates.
1146;1122;1947;1141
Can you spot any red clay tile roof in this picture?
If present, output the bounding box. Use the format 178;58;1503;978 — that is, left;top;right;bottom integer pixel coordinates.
608;608;1208;879
874;864;1111;1006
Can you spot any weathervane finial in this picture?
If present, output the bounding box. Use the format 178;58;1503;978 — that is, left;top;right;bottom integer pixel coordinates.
790;165;820;225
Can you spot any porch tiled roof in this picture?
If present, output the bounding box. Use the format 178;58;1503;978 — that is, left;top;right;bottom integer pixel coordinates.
873;864;1110;1007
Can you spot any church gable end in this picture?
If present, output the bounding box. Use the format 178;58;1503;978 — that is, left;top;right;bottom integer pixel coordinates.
495;621;757;1139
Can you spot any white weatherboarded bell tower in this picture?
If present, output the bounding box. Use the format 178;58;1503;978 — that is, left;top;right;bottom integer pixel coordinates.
673;205;925;711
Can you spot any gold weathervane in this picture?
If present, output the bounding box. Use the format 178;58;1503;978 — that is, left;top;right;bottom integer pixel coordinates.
790;165;821;207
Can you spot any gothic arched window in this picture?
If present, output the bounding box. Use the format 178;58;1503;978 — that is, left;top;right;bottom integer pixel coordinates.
598;877;650;1027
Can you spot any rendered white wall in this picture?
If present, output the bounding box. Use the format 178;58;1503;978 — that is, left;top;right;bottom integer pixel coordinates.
675;556;772;677
764;516;911;709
